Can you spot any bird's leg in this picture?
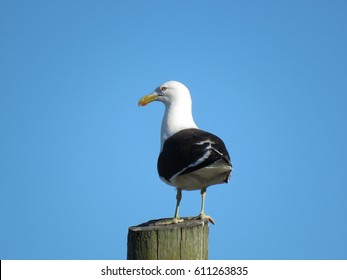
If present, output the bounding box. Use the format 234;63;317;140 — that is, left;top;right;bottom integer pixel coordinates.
194;188;215;224
173;189;184;223
155;189;184;225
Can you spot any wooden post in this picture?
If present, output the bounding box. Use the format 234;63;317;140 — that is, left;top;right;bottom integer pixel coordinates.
127;218;209;260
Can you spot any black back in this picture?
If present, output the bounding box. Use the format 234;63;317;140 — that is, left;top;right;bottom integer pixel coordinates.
158;128;231;181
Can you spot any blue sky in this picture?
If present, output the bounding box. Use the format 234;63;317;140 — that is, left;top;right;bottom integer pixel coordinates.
1;0;346;259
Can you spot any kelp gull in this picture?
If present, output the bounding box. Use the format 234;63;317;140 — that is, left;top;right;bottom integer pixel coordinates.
138;81;232;224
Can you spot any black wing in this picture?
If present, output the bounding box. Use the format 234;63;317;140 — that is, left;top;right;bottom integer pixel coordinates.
157;128;231;181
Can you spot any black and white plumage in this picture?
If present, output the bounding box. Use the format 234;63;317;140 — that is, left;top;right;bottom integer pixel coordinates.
158;128;231;189
138;81;232;224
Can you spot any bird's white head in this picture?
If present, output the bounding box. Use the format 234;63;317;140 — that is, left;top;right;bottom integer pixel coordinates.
138;81;191;107
138;81;198;149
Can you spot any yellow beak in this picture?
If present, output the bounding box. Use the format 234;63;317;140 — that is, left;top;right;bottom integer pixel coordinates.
138;93;158;106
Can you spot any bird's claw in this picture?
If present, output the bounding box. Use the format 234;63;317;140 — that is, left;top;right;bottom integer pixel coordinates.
154;217;184;225
192;213;215;225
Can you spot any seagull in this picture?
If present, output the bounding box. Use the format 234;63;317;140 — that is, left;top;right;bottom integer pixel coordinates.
138;81;232;224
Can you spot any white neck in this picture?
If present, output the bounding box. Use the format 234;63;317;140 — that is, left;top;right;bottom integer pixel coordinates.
160;100;198;150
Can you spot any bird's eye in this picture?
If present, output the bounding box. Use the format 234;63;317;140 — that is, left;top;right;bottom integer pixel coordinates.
160;86;168;92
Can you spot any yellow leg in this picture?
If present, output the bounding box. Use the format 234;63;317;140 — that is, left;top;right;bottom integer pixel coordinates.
173;189;184;222
155;189;184;225
197;188;215;224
